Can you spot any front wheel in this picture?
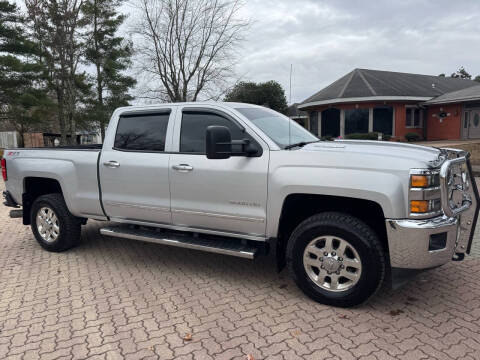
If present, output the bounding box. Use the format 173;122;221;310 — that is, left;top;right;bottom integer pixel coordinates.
286;212;386;307
31;193;81;252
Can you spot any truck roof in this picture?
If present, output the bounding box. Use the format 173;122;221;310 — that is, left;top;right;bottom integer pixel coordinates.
115;102;264;112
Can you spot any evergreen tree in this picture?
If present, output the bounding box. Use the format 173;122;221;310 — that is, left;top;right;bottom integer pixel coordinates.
25;0;90;145
82;0;135;140
0;0;51;146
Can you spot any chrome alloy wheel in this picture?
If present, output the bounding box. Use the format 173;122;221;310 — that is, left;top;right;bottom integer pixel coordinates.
303;235;362;292
36;207;60;243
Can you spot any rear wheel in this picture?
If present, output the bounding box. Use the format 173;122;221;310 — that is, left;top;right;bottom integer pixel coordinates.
31;193;81;252
287;212;385;307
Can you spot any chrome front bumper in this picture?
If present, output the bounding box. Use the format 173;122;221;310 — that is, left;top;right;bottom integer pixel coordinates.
386;152;479;269
387;216;460;269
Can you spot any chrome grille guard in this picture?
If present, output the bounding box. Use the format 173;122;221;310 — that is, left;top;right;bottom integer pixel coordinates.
439;155;472;217
438;148;479;254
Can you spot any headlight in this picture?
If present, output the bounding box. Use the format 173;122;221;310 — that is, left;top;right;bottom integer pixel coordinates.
409;169;442;218
410;199;441;214
410;173;440;188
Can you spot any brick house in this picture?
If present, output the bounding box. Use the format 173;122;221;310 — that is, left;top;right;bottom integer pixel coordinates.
298;69;480;141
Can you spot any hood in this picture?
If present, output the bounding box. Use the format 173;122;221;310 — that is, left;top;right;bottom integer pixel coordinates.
299;139;442;170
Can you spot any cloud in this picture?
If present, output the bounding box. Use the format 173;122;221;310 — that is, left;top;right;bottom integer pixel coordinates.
235;0;480;103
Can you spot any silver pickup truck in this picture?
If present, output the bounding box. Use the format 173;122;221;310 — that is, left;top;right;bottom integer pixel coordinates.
2;102;479;307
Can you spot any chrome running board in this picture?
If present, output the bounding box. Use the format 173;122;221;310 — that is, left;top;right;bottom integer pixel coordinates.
100;225;258;259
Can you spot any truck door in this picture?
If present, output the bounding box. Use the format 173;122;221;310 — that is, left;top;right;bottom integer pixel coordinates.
99;107;175;224
169;106;269;237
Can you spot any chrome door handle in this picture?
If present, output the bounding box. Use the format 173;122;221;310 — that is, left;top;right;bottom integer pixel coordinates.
103;160;120;168
172;164;193;172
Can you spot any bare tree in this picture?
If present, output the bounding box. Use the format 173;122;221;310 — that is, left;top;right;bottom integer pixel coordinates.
133;0;248;102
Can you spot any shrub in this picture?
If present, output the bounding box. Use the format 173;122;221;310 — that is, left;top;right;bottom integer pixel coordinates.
345;132;380;140
322;132;392;141
0;149;3;159
405;132;421;142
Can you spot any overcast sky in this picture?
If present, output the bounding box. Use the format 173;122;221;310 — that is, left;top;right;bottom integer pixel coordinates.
16;0;480;104
224;0;480;104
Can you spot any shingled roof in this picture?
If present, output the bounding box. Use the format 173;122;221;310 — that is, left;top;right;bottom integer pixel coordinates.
424;84;480;105
299;69;479;109
287;103;308;118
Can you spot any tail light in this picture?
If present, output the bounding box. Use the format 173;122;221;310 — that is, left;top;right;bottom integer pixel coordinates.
1;158;6;181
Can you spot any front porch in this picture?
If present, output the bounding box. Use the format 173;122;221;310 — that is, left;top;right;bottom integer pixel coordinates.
307;101;425;140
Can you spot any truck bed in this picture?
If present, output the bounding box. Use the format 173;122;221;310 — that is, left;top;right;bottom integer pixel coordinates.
3;147;105;220
11;144;103;151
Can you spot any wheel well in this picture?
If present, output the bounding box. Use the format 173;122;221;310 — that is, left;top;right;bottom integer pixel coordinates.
22;177;63;225
275;194;388;270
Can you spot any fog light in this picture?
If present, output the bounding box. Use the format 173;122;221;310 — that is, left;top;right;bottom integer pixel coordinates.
429;232;447;251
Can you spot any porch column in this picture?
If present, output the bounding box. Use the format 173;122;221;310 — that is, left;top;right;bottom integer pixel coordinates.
318;111;322;137
340;109;345;137
368;108;373;132
392;107;396;137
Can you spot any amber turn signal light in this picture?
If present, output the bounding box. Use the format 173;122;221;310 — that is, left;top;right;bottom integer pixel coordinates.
410;200;429;213
410;175;429;188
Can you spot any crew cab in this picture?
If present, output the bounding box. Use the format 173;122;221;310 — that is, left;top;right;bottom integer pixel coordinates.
2;102;479;307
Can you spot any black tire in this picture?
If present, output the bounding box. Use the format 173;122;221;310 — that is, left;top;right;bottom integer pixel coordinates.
286;212;386;307
30;193;81;252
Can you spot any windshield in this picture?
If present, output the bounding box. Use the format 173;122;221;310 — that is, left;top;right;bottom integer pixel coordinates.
235;107;318;149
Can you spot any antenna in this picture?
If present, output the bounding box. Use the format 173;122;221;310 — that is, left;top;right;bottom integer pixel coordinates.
288;64;292;147
289;64;292;104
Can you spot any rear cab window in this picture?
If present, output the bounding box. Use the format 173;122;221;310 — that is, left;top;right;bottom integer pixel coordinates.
114;111;171;152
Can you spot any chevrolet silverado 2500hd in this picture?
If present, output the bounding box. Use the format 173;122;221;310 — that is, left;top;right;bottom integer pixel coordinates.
2;102;479;307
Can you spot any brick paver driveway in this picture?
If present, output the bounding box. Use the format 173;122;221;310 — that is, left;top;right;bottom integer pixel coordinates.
1;181;480;360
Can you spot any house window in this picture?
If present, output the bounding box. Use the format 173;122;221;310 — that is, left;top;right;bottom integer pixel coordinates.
373;106;393;135
345;108;369;134
406;107;422;128
321;108;340;137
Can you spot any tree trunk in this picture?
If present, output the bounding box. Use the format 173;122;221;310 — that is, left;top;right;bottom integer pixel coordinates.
69;112;76;145
100;120;105;142
57;90;67;145
18;128;25;148
93;0;105;141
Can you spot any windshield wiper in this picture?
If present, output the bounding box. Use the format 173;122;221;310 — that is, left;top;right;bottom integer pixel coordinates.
284;140;320;150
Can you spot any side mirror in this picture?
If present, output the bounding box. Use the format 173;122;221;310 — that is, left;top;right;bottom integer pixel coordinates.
206;126;232;159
